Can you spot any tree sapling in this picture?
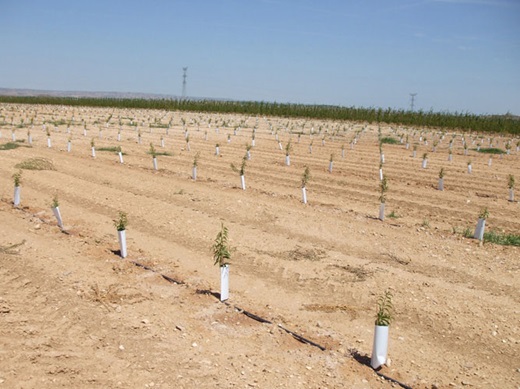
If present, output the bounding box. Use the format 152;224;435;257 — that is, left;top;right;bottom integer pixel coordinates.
12;170;22;206
212;223;231;301
114;211;128;258
371;289;394;369
379;176;388;221
301;166;311;204
51;194;63;228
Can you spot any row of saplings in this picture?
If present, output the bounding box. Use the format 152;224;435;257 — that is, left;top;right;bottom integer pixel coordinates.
10;167;511;242
117;213;394;370
10;170;392;369
8;168;509;371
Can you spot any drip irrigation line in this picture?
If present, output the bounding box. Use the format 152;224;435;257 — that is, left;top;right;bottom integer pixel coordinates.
375;371;413;389
161;274;182;284
7;202;414;388
131;261;185;285
277;324;327;351
229;304;273;324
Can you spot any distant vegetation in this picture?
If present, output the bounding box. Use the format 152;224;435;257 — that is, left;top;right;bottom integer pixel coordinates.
0;141;25;150
0;95;519;134
475;148;506;154
380;136;400;145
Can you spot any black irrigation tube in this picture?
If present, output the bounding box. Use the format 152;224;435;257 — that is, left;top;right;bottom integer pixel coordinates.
277;324;327;351
131;260;185;285
226;302;273;325
131;260;329;352
7;202;413;389
122;260;414;388
375;372;414;389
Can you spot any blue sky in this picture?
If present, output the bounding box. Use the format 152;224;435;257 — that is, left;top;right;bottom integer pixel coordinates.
1;0;519;115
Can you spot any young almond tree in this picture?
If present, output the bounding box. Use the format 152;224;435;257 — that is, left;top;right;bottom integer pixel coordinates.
371;289;394;369
150;143;158;170
508;174;515;202
231;153;248;190
379;176;388;221
192;152;200;181
438;167;445;191
328;153;334;173
213;223;231;301
51;194;64;228
474;208;488;241
285;140;292;166
301;166;311;204
245;143;252;160
117;145;124;164
13;170;22;206
114;211;128;258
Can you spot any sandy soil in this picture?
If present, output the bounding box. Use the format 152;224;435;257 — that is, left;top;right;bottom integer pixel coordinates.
0;103;519;389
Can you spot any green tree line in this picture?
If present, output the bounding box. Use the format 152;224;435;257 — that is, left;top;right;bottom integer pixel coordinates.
0;95;518;134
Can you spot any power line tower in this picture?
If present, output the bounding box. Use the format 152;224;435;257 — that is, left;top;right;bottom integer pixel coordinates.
410;93;417;111
182;67;188;99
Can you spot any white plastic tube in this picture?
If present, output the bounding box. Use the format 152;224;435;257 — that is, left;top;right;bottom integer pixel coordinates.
118;230;127;258
371;325;389;369
474;218;486;241
52;206;63;228
220;265;229;301
13;186;21;206
379;203;385;221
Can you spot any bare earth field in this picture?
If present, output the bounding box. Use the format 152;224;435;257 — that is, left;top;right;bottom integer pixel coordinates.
0;104;519;389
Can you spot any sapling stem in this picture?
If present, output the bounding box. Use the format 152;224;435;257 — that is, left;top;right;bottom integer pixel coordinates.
51;194;63;228
474;208;488;241
371;289;394;369
422;153;428;168
438;168;445;191
379;176;388;221
114;211;128;258
13;170;22;206
117;146;124;163
213;223;231;301
231;153;247;190
192;152;200;180
149;143;158;170
301;166;311;204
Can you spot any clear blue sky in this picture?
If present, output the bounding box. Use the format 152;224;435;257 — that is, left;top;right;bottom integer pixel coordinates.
1;0;519;115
